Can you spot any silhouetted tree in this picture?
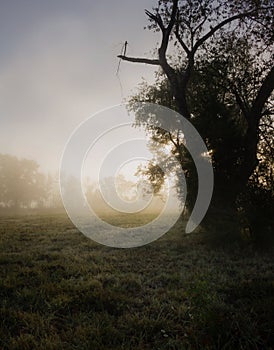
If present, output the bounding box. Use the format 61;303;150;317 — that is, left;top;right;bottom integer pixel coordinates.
119;0;274;234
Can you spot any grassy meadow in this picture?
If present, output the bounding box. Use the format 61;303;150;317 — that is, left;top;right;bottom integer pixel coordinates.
0;213;274;349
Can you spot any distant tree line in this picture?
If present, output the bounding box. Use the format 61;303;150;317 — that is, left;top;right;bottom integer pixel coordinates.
0;154;62;212
0;154;166;216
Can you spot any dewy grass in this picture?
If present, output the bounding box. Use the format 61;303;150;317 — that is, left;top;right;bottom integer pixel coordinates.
0;214;273;349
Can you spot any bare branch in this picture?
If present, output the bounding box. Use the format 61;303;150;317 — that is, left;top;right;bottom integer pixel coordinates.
260;123;274;130
144;1;179;79
175;24;190;56
156;0;179;63
193;8;274;53
167;0;179;33
193;17;207;36
119;0;190;117
145;9;165;32
117;55;160;66
158;1;179;77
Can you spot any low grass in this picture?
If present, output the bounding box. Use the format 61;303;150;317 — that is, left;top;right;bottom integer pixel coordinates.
0;214;273;349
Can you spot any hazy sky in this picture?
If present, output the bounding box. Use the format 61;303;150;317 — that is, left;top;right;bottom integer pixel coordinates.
0;0;159;175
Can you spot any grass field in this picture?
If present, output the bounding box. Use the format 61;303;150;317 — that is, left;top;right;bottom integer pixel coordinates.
0;214;274;349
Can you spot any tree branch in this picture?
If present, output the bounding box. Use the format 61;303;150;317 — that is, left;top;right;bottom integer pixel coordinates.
175;24;190;56
117;55;160;65
250;66;274;124
259;131;274;152
156;0;191;116
119;0;190;117
145;9;165;32
232;87;249;119
238;66;274;184
193;8;273;53
159;0;178;57
168;131;179;149
168;131;184;164
259;123;274;130
193;17;207;36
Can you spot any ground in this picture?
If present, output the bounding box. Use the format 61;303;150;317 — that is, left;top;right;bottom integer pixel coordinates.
0;214;273;349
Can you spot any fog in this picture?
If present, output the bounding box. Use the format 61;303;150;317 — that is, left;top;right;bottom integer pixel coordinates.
0;152;182;218
0;1;185;220
0;0;158;174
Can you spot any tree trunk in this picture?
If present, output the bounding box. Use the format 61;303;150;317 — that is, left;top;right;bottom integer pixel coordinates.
201;179;241;244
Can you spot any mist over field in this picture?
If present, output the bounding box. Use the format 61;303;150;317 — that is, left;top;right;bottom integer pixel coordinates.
0;0;157;174
0;153;181;220
1;0;274;349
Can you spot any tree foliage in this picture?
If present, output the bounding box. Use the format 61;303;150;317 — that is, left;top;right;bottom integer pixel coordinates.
0;154;48;209
120;0;274;237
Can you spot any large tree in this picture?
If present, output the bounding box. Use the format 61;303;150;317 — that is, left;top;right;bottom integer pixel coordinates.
119;0;274;232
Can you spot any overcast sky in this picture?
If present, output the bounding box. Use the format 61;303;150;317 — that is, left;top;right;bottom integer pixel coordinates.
0;0;159;175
